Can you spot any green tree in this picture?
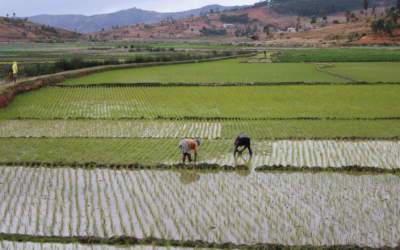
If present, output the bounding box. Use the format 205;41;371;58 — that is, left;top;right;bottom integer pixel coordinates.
311;16;317;24
384;20;397;35
371;18;385;33
387;7;399;23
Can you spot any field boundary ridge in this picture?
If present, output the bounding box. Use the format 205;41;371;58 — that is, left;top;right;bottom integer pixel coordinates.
0;233;396;250
315;63;360;83
0;161;249;171
1;135;400;140
53;81;400;87
255;165;400;175
0;161;399;175
6;116;400;121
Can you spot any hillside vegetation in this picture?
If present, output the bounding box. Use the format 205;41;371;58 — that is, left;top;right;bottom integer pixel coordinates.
0;17;80;42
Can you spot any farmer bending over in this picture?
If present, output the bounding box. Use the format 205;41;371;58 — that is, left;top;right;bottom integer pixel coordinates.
234;133;253;158
179;138;201;164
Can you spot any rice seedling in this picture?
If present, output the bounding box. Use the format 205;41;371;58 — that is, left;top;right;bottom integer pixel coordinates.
1;85;398;120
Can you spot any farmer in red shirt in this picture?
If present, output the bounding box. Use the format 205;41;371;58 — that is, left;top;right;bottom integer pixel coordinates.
179;138;201;164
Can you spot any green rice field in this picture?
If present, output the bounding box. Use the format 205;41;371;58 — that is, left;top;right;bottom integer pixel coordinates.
1;119;399;139
1;85;399;120
0;47;399;249
327;62;400;82
275;48;400;62
0;138;399;172
63;59;341;84
63;59;400;84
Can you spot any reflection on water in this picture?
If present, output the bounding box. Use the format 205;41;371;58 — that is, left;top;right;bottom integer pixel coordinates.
176;156;254;184
234;154;252;166
179;170;201;185
234;155;252;177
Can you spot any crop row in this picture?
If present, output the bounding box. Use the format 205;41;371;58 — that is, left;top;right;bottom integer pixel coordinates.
2;120;400;140
263;140;400;170
1;86;399;120
0;240;197;250
0;166;398;247
0;138;399;170
0;120;222;139
63;59;341;85
196;140;400;170
0;138;231;166
275;49;400;63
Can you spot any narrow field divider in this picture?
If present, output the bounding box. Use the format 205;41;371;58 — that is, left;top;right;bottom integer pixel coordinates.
255;165;400;175
0;233;395;250
53;81;400;88
1;136;400;140
0;162;249;171
6;116;400;121
0;162;399;175
315;64;360;83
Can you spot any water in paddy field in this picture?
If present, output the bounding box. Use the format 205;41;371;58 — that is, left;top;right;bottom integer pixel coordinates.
0;241;205;250
0;166;399;248
182;140;400;170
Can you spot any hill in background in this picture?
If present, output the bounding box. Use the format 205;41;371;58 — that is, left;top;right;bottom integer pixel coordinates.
0;17;81;42
92;0;399;46
2;0;398;45
28;0;397;34
28;5;234;33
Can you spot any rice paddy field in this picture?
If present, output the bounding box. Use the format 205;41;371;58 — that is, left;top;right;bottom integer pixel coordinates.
63;59;341;84
325;62;400;83
62;58;400;84
1;85;399;120
0;47;399;249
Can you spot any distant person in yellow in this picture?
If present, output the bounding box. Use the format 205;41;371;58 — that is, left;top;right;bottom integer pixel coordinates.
12;62;18;83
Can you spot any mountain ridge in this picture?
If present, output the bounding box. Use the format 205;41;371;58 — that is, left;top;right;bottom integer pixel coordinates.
0;17;81;42
28;5;235;33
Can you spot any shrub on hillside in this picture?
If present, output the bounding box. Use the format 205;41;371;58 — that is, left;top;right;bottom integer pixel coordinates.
200;27;227;36
220;14;250;24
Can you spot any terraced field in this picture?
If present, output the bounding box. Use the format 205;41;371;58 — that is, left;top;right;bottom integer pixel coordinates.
1;85;399;120
1;119;400;139
275;48;400;63
0;53;399;249
62;59;341;84
0;120;222;139
0;139;399;172
63;59;400;84
323;62;400;83
1;242;198;250
0;167;399;248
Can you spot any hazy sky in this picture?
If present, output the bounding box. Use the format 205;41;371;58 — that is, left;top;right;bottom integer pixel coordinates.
1;0;261;17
